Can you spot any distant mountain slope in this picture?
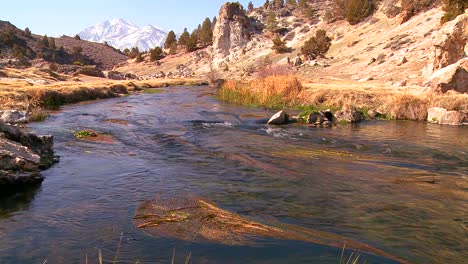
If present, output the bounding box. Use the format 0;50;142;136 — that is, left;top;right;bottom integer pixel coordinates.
0;20;127;70
78;18;168;51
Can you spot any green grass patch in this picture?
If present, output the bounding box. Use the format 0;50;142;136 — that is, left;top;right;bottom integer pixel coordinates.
73;129;98;139
144;88;165;94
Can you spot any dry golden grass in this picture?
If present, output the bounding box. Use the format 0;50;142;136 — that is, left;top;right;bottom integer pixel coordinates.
219;75;468;120
219;75;303;109
0;73;205;111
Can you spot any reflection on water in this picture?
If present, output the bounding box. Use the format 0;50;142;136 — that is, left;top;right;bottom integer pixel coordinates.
0;86;466;264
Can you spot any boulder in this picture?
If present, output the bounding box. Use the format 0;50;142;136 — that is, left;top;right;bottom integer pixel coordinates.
0;121;57;194
0;110;29;123
267;110;289;125
335;105;365;123
424;13;467;78
426;58;468;93
397;56;408;66
427;107;466;126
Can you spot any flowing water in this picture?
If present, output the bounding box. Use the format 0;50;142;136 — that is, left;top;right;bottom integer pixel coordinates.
0;86;467;263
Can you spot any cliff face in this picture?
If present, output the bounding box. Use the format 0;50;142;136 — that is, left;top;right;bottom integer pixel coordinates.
212;2;251;64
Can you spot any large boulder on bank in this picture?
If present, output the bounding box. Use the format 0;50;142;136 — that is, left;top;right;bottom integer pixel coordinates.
427;107;467;126
0;121;57;194
424;13;468;77
334;105;365;123
267;110;289;125
0;110;29;123
426;58;468;93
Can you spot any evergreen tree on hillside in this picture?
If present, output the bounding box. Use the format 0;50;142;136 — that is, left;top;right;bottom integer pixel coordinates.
286;0;297;9
48;37;56;50
298;0;308;12
74;34;81;40
200;17;213;46
301;29;332;59
264;0;270;9
178;28;190;46
24;27;31;38
42;35;49;47
164;31;177;49
273;0;284;9
441;0;467;23
345;0;375;25
212;16;217;29
248;1;254;11
266;10;278;33
129;47;140;59
135;52;144;63
149;47;164;61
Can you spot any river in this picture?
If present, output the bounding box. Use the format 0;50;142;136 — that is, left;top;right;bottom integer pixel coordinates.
0;86;467;263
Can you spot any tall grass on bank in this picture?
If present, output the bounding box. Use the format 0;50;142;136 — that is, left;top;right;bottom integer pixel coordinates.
219;75;468;121
218;75;304;109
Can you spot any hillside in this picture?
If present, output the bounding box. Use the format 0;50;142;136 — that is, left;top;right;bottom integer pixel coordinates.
0;20;127;70
115;0;467;94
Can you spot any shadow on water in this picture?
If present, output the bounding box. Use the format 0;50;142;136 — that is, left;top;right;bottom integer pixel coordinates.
0;185;41;219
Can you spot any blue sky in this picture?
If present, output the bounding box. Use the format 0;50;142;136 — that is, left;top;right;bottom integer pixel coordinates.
0;0;265;36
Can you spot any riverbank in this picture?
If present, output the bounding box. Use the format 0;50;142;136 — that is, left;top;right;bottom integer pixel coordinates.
0;74;206;121
218;75;468;124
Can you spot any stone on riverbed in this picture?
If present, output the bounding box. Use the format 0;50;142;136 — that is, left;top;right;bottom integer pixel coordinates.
0;121;57;194
267;110;289;125
134;196;410;263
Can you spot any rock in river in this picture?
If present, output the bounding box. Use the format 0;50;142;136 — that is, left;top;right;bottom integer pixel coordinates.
0;121;57;194
267;110;289;125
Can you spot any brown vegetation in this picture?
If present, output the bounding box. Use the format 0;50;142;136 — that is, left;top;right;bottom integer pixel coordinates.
219;75;468;120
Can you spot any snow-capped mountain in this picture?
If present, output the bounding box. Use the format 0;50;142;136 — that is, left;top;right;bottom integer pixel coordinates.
78;18;167;51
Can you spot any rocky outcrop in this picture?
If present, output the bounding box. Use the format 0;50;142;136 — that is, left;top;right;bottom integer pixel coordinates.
424;13;468;78
427;107;467;126
427;58;468;93
0;121;57;194
212;2;251;63
106;71;137;80
335;105;365;123
0;110;29;123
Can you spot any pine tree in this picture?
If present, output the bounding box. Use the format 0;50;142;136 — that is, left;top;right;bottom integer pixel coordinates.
42;35;49;47
74;34;81;40
441;0;466;23
266;10;278;33
298;0;308;12
273;0;284;9
248;1;254;11
149;47;163;62
135;52;144;63
286;0;297;9
301;29;332;59
272;36;289;53
164;31;177;49
24;27;31;38
48;37;56;50
212;16;217;29
200;17;213;46
178;28;190;46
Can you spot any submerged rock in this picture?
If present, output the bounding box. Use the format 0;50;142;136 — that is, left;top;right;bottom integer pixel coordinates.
267;110;289;125
427;107;466;126
0;121;57;194
135;196;410;264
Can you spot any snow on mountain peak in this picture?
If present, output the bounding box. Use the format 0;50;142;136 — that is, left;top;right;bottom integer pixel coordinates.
78;18;168;51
